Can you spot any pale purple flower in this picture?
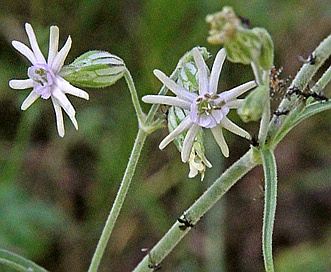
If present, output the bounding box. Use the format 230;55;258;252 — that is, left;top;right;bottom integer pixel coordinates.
9;23;89;137
143;48;256;162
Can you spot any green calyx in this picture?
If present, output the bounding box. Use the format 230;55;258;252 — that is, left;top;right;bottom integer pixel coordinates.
237;85;269;122
59;50;126;88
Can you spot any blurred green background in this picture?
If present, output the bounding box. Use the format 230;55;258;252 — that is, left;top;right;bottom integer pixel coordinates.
0;0;331;271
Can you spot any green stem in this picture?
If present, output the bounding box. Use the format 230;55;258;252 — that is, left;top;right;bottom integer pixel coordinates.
251;61;263;85
312;64;331;92
0;249;48;272
87;129;147;272
88;57;181;272
133;149;257;271
258;92;271;146
124;68;146;124
261;149;277;272
251;61;270;146
267;34;331;146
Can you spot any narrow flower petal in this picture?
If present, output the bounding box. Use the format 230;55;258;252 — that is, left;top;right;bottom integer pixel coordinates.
25;23;46;63
209;48;226;93
12;41;37;64
181;124;200;162
52;87;76;118
9;79;33;89
48;26;59;66
221;80;256;101
21;91;40;110
159;116;193;149
55;77;89;100
221;117;251;139
52;36;72;73
142;95;191;109
52;94;78;130
193;48;209;95
51;97;65;137
211;126;229;157
226;99;245;109
153;70;197;101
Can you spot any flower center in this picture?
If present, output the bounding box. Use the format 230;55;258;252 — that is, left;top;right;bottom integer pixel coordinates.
190;92;227;128
28;64;55;99
196;93;225;115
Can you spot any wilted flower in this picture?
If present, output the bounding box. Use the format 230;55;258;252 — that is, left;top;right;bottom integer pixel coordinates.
143;48;256;162
9;23;89;137
168;106;211;180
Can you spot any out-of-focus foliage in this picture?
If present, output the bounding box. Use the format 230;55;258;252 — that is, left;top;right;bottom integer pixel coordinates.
0;0;330;271
275;230;331;271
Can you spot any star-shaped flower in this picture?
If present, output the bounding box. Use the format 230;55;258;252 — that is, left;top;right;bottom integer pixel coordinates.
143;48;256;162
9;23;89;137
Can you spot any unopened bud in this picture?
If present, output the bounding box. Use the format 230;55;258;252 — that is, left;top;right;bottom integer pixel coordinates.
237;85;269;122
206;6;242;45
179;47;210;68
59;50;125;88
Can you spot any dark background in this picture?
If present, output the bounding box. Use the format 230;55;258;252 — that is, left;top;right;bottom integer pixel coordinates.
0;0;330;271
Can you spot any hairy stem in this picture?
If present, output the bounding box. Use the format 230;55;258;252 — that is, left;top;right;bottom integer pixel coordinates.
267;33;331;147
124;68;146;124
133;149;257;271
88;129;147;272
261;149;277;272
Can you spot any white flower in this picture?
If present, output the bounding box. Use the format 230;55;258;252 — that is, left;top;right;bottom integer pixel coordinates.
9;23;89;137
187;142;212;181
143;48;256;162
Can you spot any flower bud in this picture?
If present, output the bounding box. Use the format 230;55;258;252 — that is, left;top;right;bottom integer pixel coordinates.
168;106;211;180
206;7;274;68
206;6;242;45
224;29;261;65
59;50;125;88
179;47;210;68
252;27;274;70
237;85;269;122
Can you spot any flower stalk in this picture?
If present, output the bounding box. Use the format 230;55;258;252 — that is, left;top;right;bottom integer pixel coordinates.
87;57;182;272
87;128;147;272
261;149;277;272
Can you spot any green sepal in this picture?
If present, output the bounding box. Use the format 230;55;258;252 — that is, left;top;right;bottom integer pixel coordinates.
237;85;269;122
253;27;274;70
224;29;261;65
177;62;199;93
59;50;125;88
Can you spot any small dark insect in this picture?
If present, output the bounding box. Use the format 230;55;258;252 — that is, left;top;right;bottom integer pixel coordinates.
249;134;259;147
141;248;162;271
239;16;250;27
273;109;290;125
286;85;329;102
148;263;162;271
273;109;290;116
177;215;194;231
298;53;316;65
